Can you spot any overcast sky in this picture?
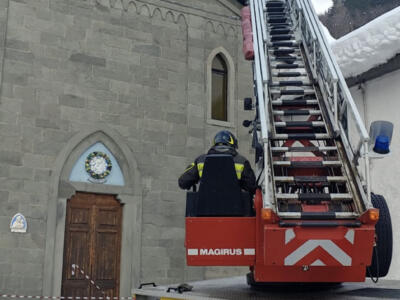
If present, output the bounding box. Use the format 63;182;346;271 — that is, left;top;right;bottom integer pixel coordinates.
311;0;333;14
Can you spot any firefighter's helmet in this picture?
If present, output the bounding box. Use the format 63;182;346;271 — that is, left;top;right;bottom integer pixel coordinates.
213;130;238;149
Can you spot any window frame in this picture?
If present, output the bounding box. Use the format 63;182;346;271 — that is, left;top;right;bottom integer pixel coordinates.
206;47;236;127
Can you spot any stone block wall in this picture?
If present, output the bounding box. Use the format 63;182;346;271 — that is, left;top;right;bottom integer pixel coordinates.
0;0;254;293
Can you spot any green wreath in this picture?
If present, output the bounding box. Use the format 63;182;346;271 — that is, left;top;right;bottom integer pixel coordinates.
85;151;112;180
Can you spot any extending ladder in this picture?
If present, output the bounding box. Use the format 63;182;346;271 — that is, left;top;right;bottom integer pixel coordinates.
246;0;372;220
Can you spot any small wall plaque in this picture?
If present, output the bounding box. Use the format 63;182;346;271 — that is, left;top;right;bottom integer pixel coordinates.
10;213;27;233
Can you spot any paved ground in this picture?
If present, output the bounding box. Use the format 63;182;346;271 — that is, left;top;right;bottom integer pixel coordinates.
134;276;400;299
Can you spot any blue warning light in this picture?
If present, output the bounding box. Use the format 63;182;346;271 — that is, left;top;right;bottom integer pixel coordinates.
373;135;390;154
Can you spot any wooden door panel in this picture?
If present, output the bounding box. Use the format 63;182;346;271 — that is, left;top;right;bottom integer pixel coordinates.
64;231;91;280
62;282;90;299
94;232;118;280
62;193;122;298
69;207;91;224
98;208;119;226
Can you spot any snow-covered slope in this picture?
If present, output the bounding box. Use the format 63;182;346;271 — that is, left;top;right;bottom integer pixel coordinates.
331;6;400;78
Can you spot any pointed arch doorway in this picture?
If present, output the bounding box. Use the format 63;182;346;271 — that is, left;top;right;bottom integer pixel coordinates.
42;127;143;297
61;192;122;298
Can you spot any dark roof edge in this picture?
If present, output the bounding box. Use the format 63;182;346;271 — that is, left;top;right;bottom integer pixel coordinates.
346;53;400;87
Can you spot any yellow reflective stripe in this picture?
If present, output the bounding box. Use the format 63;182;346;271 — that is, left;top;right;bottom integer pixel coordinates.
235;163;244;180
197;162;204;178
184;163;195;173
196;162;244;179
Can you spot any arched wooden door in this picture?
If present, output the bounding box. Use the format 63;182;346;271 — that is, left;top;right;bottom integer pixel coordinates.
61;192;122;298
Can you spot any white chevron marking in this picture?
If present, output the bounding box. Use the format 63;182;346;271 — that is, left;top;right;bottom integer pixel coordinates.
284;240;352;266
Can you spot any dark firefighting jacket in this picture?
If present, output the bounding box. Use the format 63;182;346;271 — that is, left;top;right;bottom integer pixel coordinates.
178;145;256;194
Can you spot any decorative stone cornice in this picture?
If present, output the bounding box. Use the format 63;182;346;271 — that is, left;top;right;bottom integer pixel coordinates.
95;0;239;36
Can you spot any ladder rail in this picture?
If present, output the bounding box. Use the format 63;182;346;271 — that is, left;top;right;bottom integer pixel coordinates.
250;0;274;208
289;0;371;207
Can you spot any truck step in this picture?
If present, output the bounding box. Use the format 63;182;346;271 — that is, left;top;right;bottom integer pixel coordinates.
276;193;353;200
273;160;342;167
273;109;321;116
274;121;325;128
273;133;331;140
274;176;347;183
271;146;338;152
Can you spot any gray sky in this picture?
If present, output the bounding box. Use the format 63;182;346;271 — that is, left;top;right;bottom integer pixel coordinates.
311;0;333;14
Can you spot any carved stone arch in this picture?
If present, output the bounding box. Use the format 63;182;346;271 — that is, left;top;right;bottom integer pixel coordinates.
151;7;163;20
176;13;187;26
111;0;123;9
121;0;131;11
139;4;151;16
205;21;216;33
228;25;236;37
216;23;226;35
206;46;236;127
125;0;137;13
165;10;175;23
42;125;142;298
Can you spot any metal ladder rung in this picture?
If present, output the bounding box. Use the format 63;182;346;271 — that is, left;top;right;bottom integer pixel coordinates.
272;64;305;69
276;193;353;200
272;72;307;77
270;57;302;62
271;89;315;95
268;42;299;47
266;2;285;8
274;121;325;127
269;48;298;54
265;6;286;12
271;99;318;105
278;212;359;219
268;18;288;24
273;161;342;167
273;109;321;116
271;81;312;87
265;7;286;13
271;146;338;152
274;176;347;183
270;34;295;41
273;133;331;140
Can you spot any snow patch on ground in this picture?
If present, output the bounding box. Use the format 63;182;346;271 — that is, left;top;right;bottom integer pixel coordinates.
331;6;400;78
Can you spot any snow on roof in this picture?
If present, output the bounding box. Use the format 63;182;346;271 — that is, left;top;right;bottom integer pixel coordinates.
331;6;400;78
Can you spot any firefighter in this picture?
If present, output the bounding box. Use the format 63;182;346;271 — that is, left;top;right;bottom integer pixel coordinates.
178;130;256;194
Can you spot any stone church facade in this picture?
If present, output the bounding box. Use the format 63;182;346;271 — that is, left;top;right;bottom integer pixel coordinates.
0;0;254;296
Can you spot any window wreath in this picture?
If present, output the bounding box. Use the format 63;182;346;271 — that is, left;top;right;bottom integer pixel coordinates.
85;151;112;180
